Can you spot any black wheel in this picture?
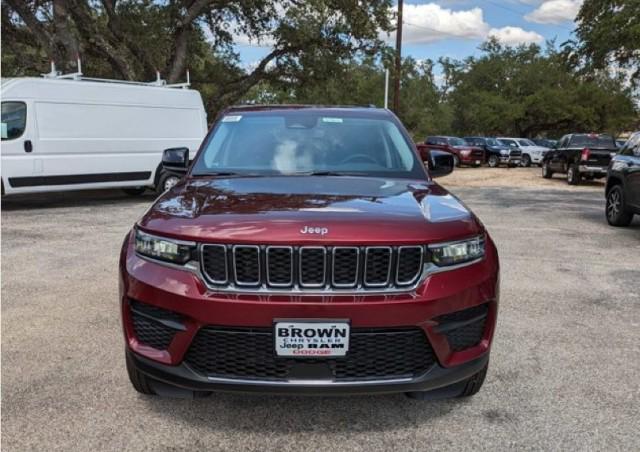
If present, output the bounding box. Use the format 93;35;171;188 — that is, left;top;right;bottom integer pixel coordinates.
541;162;553;178
157;172;181;195
567;164;581;185
453;155;460;167
521;154;531;167
487;155;499;168
606;185;633;227
456;363;488;398
122;187;146;196
126;352;157;395
405;363;488;400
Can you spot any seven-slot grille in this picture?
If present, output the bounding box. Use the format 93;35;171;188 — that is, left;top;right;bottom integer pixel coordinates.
200;244;424;291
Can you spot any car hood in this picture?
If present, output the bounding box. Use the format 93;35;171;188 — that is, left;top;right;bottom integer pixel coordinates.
522;145;549;152
138;176;483;244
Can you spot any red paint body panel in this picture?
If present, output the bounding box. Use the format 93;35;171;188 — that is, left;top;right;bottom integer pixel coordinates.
120;231;499;368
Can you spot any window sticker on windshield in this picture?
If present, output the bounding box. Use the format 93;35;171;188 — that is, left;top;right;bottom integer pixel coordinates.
222;115;242;123
322;117;343;123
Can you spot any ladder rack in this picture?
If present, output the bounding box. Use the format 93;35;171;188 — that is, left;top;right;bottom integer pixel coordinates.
41;59;191;89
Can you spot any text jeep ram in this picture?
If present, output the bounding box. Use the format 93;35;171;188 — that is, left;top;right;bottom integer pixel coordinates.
120;106;499;399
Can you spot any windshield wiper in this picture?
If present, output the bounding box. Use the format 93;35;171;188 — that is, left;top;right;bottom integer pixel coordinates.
296;171;360;176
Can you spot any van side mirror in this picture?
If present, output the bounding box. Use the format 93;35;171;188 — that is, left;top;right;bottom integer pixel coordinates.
162;147;190;173
427;150;454;178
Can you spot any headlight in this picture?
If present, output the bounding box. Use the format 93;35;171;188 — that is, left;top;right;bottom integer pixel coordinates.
429;236;485;266
134;229;196;264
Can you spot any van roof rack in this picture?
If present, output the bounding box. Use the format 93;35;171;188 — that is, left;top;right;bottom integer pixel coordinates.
41;59;191;89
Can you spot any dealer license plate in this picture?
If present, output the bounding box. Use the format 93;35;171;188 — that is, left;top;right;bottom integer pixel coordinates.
274;321;350;357
475;160;481;165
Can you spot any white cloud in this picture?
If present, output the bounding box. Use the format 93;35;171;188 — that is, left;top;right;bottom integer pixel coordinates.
391;3;489;43
525;0;583;24
488;26;544;45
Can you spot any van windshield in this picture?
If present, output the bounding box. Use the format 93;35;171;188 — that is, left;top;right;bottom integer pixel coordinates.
192;111;424;179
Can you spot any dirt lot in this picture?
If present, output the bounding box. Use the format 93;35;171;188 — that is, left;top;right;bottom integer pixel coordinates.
2;168;639;451
442;165;607;190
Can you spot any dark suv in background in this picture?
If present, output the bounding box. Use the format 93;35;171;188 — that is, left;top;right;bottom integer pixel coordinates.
605;131;640;226
464;137;521;167
542;133;617;185
424;136;485;167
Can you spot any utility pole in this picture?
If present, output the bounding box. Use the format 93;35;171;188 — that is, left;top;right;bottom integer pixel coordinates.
384;69;389;109
393;0;403;114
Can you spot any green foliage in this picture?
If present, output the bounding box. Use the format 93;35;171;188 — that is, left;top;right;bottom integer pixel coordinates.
576;0;640;85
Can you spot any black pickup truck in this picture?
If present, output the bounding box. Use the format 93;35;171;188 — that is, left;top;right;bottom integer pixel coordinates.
542;133;617;185
605;131;640;226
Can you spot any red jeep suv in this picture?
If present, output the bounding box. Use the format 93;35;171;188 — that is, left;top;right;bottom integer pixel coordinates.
120;106;499;399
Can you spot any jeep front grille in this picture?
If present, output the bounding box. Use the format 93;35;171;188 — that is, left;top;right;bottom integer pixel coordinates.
200;244;424;291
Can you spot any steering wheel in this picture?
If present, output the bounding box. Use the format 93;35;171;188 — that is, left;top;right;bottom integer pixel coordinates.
341;153;378;165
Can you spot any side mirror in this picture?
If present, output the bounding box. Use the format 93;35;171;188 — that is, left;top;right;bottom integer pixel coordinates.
427;150;454;178
162;147;190;174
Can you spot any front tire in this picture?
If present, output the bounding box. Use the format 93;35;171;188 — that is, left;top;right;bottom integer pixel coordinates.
126;352;157;395
488;155;499;168
521;154;531;167
542;161;553;178
606;185;633;227
453;155;460;167
567;164;581;185
405;363;488;400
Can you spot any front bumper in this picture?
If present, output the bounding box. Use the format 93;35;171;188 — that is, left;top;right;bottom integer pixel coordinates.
120;233;499;394
127;347;490;395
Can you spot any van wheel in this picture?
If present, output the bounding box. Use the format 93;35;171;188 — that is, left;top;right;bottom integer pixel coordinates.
157;173;180;195
122;187;146;196
567;165;581;185
606;185;633;227
488;155;499;168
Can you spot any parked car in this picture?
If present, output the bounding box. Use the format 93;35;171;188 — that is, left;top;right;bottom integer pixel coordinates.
605;131;640;226
464;136;521;167
424;136;485;167
121;106;499;400
497;137;549;167
532;138;557;148
1;74;207;196
542;133;617;185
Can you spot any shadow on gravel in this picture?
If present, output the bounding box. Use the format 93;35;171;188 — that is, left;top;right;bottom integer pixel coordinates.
141;393;459;433
1;189;157;211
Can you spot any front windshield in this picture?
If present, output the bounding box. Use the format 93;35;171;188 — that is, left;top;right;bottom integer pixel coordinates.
447;137;466;146
192;111;424;179
518;139;535;146
485;138;500;146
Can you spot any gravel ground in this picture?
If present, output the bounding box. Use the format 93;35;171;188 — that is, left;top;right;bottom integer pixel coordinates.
2;168;639;451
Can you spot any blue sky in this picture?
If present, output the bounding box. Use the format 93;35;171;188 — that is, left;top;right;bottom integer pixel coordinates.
234;1;581;67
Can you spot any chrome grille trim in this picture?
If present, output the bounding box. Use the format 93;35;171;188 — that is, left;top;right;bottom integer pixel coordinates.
298;246;326;288
396;246;424;286
266;246;294;287
195;244;434;293
200;244;228;285
232;245;261;286
331;247;360;288
363;246;392;287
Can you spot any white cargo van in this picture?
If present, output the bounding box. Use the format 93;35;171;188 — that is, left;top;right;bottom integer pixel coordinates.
1;74;207;196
